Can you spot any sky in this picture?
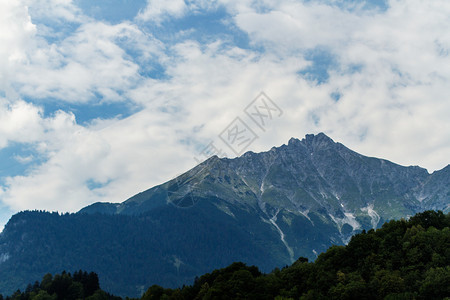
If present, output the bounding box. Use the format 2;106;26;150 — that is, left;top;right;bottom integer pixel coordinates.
0;0;449;230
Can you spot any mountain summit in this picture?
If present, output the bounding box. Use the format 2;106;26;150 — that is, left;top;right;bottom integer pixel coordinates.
83;132;446;228
0;133;448;296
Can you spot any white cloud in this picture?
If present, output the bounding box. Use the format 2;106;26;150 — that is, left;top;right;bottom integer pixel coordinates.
0;99;44;149
24;0;84;23
0;1;36;96
0;39;309;213
137;0;188;23
234;3;359;53
0;108;195;212
15;21;166;103
136;0;222;24
1;1;165;104
14;154;34;164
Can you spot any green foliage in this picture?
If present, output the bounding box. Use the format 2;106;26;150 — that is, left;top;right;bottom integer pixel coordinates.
2;270;119;300
138;210;449;300
419;266;450;299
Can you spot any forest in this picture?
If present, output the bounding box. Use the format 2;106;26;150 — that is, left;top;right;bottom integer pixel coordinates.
2;210;449;300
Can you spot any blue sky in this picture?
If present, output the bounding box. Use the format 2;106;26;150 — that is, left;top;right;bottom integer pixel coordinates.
0;0;449;230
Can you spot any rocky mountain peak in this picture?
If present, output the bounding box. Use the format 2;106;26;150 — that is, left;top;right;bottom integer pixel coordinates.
284;133;336;158
303;132;335;149
287;132;335;149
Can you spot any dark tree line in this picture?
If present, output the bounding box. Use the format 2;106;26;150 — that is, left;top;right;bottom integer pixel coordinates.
1;270;120;300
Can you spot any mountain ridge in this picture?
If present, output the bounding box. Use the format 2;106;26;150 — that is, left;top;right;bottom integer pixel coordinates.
0;133;448;296
81;132;447;222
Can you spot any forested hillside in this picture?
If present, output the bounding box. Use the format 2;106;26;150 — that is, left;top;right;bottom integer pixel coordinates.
141;210;450;299
3;211;448;300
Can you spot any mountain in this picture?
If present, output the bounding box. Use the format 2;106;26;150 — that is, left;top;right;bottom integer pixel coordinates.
0;133;448;297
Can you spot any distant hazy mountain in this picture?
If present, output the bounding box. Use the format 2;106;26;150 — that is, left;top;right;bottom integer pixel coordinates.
0;133;448;296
